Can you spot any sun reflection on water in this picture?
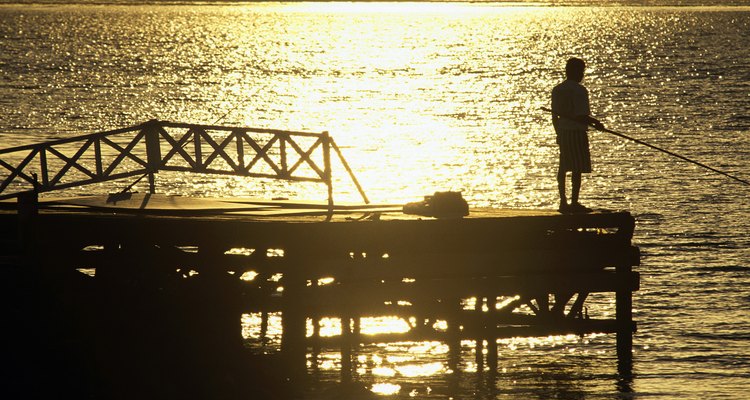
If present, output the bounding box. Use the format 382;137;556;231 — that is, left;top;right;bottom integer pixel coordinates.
3;1;750;398
303;316;413;338
372;366;396;377
370;382;401;396
363;316;413;335
396;362;445;378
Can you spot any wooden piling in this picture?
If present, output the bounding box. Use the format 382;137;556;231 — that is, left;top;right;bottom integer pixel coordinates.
16;191;38;263
280;248;308;382
616;264;635;373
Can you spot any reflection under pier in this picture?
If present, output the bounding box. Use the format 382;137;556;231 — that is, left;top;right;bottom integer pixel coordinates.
1;198;640;396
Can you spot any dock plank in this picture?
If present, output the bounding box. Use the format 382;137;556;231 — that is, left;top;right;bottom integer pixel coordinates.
40;193;277;212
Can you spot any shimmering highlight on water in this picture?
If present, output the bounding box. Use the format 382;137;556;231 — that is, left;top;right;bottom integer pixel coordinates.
2;2;750;399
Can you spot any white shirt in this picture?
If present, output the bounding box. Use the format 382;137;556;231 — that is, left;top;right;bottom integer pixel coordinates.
551;79;591;131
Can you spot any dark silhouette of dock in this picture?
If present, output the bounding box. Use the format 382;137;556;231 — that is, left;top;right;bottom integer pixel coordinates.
1;194;639;398
0;122;639;398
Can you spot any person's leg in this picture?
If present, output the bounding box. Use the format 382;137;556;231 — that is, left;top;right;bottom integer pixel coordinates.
571;172;581;205
570;172;592;212
557;167;567;210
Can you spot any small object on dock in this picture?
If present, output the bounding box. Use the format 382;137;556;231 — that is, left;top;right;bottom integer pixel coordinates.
403;191;469;219
106;191;134;204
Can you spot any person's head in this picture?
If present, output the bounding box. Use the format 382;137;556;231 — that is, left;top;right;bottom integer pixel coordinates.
565;58;586;82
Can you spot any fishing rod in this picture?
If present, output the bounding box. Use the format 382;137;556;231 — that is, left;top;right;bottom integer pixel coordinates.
541;107;750;187
212;99;244;125
118;87;262;194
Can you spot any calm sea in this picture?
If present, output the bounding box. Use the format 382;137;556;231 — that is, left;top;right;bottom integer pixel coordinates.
2;1;750;399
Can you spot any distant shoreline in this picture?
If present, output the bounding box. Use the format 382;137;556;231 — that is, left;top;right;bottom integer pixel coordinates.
2;0;750;6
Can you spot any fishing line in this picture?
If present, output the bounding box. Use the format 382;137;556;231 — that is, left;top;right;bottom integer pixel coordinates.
541;107;750;187
212;98;244;125
117;85;264;194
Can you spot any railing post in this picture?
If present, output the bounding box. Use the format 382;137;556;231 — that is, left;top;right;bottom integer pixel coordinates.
322;131;333;214
280;133;288;178
39;148;49;189
330;139;370;205
144;120;162;194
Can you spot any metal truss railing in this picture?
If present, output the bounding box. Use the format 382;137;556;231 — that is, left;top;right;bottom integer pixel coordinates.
0;120;368;206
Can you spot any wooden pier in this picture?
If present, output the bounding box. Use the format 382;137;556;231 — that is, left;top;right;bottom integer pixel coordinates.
0;193;639;397
0;122;640;398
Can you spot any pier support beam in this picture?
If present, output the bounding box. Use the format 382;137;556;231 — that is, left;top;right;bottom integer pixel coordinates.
616;264;634;374
17;191;38;265
280;250;308;383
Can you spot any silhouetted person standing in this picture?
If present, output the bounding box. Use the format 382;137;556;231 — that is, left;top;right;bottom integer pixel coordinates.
551;57;604;213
